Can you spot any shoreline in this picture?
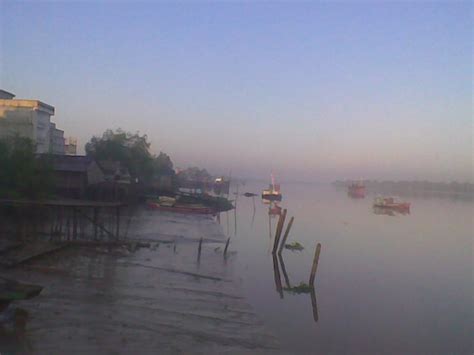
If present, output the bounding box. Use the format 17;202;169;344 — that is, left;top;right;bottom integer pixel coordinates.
0;208;280;354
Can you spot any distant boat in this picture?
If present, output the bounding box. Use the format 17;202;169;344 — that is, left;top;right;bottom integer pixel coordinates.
262;173;282;201
348;182;366;198
373;196;410;213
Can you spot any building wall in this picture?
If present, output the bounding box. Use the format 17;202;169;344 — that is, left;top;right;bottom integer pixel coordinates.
65;137;77;155
0;105;36;141
36;110;52;153
50;123;65;155
87;161;105;185
0;97;65;154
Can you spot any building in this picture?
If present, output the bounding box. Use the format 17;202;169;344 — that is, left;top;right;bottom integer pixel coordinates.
65;137;78;155
50;123;66;155
0;89;65;154
48;155;104;199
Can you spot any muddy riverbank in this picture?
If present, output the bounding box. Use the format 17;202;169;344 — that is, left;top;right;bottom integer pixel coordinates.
0;208;280;354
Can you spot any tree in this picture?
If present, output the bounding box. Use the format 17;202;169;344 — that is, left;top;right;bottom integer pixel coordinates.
85;129;154;183
153;152;174;176
177;167;212;182
0;136;53;199
85;129;175;184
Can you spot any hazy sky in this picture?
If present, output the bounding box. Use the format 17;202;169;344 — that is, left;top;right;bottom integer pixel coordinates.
1;1;472;182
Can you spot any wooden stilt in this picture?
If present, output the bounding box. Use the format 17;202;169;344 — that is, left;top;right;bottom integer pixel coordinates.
278;216;294;255
224;237;230;256
115;206;120;240
309;243;322;286
272;255;284;299
272;209;287;254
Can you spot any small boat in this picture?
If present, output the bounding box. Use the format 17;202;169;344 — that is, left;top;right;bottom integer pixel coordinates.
147;201;216;215
373;196;410;213
348;182;366;198
262;173;282;201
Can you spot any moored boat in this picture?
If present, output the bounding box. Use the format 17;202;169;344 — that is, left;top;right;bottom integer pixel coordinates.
262;173;282;201
373;196;410;213
147;201;216;215
348;182;366;198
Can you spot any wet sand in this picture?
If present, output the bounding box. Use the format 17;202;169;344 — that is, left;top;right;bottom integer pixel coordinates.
0;209;279;354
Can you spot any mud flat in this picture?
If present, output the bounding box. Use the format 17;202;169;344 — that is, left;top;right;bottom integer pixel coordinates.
0;209;280;354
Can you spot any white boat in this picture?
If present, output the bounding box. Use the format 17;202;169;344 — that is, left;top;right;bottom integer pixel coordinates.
262;173;282;201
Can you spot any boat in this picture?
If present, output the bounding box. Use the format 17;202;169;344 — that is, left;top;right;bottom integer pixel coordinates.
213;176;230;195
373;196;410;213
348;182;366;198
262;173;282;201
147;201;216;215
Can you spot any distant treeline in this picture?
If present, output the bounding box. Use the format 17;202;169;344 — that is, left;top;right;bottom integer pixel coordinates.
333;180;474;197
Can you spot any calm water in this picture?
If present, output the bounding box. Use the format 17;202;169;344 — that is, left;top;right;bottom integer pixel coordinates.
223;182;473;354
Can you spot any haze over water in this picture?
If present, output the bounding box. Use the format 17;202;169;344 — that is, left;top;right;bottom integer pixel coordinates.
1;1;472;182
228;182;473;354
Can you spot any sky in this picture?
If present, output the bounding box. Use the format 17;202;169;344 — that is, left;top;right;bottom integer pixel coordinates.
0;1;472;182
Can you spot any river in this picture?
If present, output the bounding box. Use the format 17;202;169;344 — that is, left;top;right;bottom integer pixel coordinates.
223;182;472;354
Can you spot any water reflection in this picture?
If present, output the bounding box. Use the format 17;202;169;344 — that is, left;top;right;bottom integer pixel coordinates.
272;255;284;299
0;307;30;353
272;253;320;323
373;206;410;216
234;182;473;353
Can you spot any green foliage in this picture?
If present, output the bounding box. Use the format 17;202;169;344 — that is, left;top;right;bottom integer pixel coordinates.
177;167;212;182
85;129;175;184
153;152;174;176
0;136;53;199
283;282;313;294
285;241;304;251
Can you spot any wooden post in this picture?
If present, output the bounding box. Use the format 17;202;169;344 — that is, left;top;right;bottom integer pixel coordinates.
93;207;99;240
115;206;120;240
278;216;294;255
309;243;322;286
310;286;318;322
278;254;291;289
66;211;71;240
272;255;284;299
197;237;203;261
272;209;287;254
73;207;77;240
224;237;230;256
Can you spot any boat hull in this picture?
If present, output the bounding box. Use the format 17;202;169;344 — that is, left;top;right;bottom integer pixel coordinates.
373;203;410;213
147;203;216;215
348;185;366;198
261;194;282;201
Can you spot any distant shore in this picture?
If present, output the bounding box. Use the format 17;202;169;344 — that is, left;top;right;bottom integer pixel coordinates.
333;180;474;198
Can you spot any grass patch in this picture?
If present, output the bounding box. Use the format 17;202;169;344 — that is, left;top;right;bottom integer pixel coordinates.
283;282;313;294
284;241;304;251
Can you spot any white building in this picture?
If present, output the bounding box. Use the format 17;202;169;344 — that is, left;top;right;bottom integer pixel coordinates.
0;89;65;154
65;137;78;155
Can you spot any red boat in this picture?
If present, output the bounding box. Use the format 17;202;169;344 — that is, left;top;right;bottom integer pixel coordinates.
373;196;410;213
268;203;282;216
348;182;366;198
147;202;216;215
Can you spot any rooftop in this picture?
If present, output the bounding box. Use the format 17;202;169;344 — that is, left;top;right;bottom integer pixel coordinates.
0;89;15;100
